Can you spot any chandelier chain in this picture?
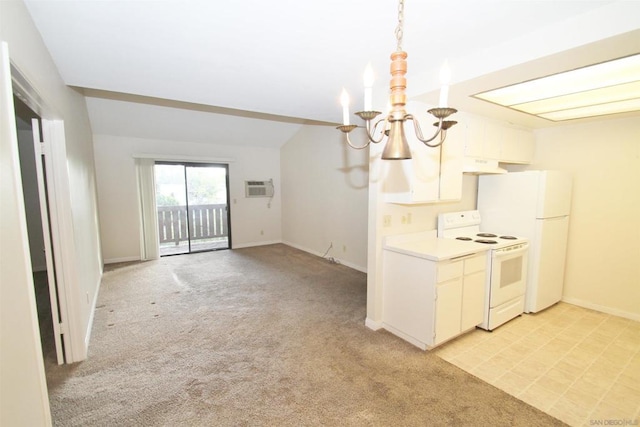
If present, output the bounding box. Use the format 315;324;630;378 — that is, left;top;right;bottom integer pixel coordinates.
395;0;404;51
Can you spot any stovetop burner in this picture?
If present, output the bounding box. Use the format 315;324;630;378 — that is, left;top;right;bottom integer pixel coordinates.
438;210;528;250
475;239;498;244
477;232;497;238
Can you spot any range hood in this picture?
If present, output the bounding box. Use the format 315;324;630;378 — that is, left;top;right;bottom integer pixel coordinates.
462;157;507;175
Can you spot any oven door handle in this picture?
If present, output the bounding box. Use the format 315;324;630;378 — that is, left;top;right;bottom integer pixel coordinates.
493;244;529;258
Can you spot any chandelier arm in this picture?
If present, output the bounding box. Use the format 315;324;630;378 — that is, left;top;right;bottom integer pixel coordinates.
344;131;372;150
367;118;388;144
407;115;446;148
439;129;448;144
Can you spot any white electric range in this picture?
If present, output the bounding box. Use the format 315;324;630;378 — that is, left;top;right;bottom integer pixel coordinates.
438;210;529;331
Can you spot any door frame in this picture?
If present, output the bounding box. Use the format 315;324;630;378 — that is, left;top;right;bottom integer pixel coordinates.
155;161;232;255
1;40;52;425
10;58;80;363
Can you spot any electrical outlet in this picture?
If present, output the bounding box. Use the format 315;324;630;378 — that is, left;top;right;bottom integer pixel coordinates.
383;215;392;227
260;230;264;235
342;245;346;252
407;213;412;224
401;215;407;224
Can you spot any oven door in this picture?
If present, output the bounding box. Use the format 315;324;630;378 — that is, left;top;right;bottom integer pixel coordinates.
489;243;529;308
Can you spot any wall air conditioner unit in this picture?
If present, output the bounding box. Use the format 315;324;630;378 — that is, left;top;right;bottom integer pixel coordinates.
245;180;274;198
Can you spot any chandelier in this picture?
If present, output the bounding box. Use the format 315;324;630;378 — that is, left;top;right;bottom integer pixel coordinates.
336;0;458;160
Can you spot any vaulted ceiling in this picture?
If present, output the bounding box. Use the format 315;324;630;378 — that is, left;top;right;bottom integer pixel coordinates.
24;0;640;147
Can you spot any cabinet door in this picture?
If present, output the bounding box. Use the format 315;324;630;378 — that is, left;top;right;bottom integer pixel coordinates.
483;122;502;160
463;116;484;158
434;277;463;345
500;127;535;164
461;270;486;331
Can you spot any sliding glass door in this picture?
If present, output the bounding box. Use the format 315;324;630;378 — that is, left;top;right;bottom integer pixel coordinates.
155;162;230;256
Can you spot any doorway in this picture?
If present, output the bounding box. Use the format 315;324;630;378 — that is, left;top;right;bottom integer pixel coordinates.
155;162;230;256
13;96;58;364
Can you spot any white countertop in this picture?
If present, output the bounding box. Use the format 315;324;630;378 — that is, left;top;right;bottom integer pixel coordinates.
383;231;490;262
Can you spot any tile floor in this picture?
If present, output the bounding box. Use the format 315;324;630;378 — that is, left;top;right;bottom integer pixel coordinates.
434;303;640;426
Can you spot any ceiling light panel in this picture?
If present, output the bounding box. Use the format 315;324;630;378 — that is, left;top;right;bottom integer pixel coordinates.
538;98;640;121
511;80;640;115
473;54;640;121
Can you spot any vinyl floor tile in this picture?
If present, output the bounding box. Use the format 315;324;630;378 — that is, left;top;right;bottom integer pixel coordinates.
434;302;640;427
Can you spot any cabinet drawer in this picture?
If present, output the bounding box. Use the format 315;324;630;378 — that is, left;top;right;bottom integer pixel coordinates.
464;253;487;274
437;260;463;283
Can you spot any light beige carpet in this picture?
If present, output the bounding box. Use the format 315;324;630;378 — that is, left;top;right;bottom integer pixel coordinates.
45;244;565;426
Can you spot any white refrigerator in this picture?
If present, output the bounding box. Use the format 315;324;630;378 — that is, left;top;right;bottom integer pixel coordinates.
477;170;572;313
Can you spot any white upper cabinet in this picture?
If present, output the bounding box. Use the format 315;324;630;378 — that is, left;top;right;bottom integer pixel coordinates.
499;126;535;164
383;112;464;204
462;113;535;165
381;109;534;204
482;120;503;160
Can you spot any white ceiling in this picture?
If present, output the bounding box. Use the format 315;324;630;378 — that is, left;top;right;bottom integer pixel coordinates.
23;0;640;147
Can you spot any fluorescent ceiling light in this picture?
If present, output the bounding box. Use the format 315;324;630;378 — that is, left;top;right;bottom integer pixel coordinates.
473;54;640;121
537;98;640;121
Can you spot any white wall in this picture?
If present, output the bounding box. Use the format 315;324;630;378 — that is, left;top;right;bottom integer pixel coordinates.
94;134;283;262
2;0;102;423
2;2;103;364
281;124;369;271
507;116;640;320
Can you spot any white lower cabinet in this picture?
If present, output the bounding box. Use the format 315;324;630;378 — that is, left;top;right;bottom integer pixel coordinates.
382;249;487;350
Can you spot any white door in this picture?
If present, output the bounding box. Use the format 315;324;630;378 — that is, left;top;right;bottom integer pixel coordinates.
31;119;68;365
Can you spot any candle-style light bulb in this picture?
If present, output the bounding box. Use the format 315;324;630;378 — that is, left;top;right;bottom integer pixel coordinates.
340;88;350;125
439;60;451;107
363;62;374;111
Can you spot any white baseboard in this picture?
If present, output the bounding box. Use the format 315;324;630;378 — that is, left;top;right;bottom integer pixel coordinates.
561;297;640;322
335;258;367;274
282;240;367;273
365;317;383;331
84;272;103;354
104;256;140;264
232;239;282;249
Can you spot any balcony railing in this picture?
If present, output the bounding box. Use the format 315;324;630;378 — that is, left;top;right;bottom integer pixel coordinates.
157;204;228;245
